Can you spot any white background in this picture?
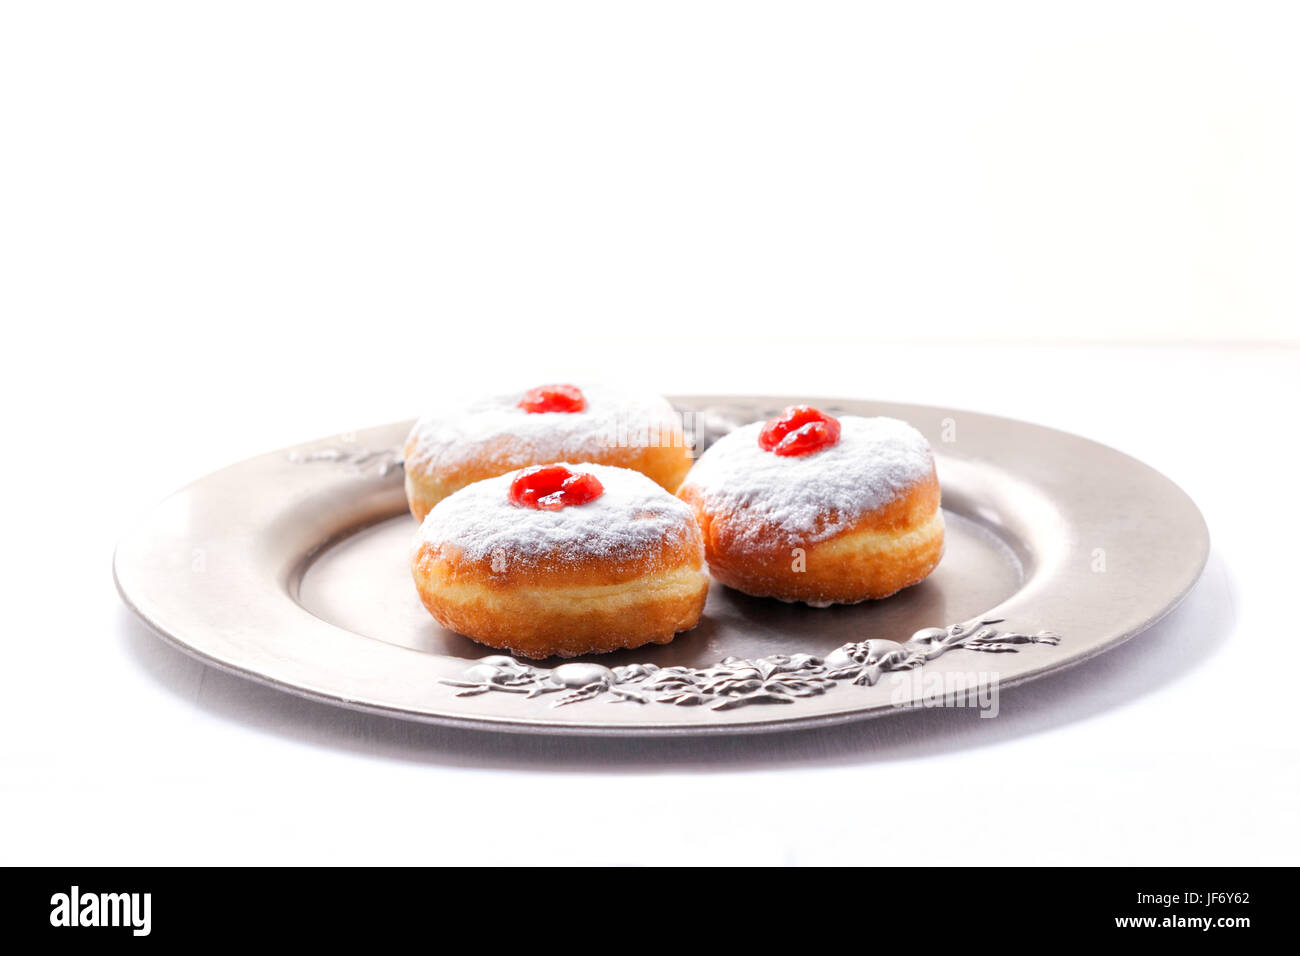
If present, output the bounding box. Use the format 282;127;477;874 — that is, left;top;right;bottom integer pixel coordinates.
2;2;1297;865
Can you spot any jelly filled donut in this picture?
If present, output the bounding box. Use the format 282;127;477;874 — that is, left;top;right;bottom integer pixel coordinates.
411;462;709;658
677;406;944;606
403;383;692;521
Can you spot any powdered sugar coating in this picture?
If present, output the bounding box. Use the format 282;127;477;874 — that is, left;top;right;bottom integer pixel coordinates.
404;384;683;475
416;463;702;571
681;416;936;545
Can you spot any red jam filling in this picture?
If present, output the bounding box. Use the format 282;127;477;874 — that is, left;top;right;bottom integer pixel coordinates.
517;384;587;414
757;405;842;457
509;464;605;510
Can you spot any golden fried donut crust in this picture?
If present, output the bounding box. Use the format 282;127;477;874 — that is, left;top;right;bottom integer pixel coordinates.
679;467;944;605
411;507;709;659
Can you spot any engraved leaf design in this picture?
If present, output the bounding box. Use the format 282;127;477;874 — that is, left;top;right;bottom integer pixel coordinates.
437;619;1061;712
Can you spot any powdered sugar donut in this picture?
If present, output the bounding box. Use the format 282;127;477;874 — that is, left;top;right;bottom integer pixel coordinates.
677;407;944;605
412;462;708;658
403;383;692;521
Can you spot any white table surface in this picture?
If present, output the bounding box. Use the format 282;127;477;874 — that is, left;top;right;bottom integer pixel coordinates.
3;342;1295;865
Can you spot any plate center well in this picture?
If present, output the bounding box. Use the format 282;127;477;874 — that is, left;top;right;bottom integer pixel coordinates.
295;506;1026;667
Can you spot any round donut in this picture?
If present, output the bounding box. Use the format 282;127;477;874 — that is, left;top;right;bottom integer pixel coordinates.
403;383;693;521
677;411;944;606
411;462;709;658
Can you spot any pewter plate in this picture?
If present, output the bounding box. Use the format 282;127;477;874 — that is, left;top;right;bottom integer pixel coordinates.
113;396;1209;736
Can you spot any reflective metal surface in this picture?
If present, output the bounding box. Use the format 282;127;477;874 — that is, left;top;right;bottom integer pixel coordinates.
113;396;1209;735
